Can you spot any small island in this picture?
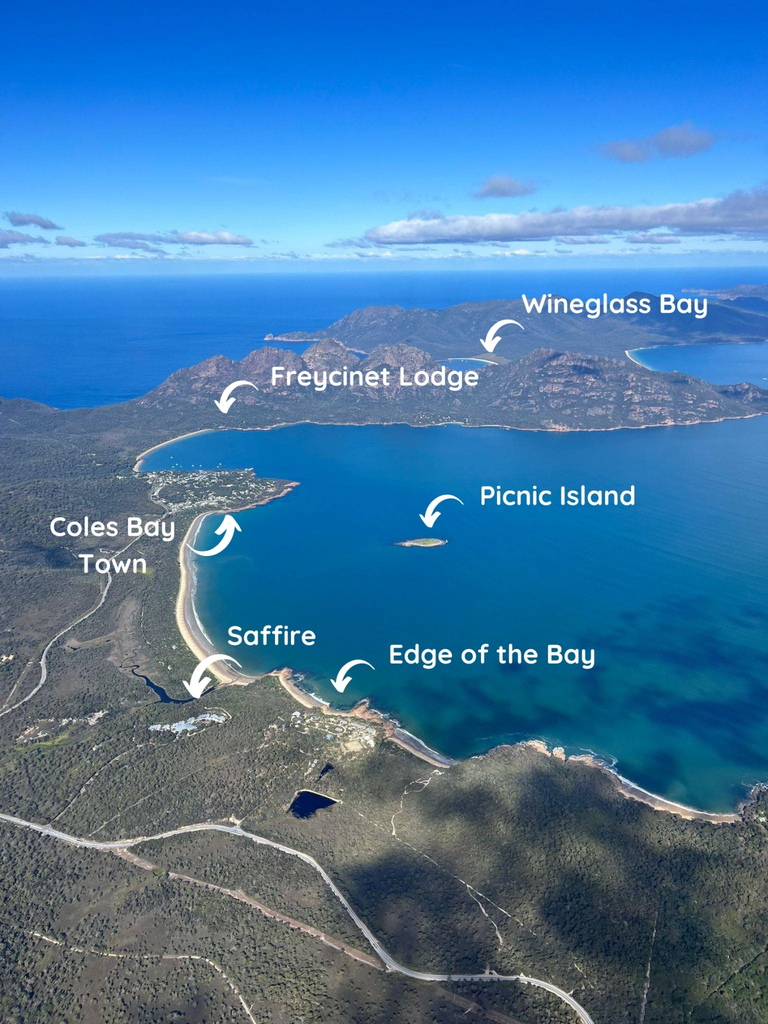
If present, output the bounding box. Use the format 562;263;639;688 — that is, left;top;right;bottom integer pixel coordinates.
395;538;448;548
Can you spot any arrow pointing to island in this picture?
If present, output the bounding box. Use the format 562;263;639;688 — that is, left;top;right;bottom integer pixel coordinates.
330;659;375;694
189;514;242;557
215;380;259;414
419;494;464;529
183;653;242;699
480;319;525;353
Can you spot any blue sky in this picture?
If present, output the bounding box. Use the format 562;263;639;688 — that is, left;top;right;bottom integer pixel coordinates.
2;0;766;272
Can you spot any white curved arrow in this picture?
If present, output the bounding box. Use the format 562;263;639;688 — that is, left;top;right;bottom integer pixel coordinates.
215;380;259;414
189;514;241;557
419;494;463;529
330;659;374;694
480;319;525;353
183;653;242;699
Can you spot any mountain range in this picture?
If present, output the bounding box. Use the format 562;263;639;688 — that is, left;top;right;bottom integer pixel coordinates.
267;292;768;361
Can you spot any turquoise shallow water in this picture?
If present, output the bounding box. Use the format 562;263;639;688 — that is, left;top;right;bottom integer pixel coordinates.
630;341;768;386
143;412;768;812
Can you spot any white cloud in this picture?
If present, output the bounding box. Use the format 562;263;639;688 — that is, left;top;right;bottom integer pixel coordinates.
554;235;608;245
626;232;681;244
94;229;254;251
602;121;715;163
5;211;62;229
474;175;538;199
94;232;168;252
364;186;768;244
0;229;48;248
170;230;253;245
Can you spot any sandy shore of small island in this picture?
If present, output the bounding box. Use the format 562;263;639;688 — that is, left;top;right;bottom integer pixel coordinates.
153;423;759;821
395;538;448;548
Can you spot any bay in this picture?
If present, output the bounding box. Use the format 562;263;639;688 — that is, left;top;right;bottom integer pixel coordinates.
142;415;768;812
630;341;768;386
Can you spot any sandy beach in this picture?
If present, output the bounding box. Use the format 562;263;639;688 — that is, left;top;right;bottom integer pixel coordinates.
522;740;741;823
611;772;740;823
174;483;298;686
134;429;218;473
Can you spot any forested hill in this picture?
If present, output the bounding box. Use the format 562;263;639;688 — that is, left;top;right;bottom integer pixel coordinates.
268;293;768;360
136;339;768;433
2;338;767;445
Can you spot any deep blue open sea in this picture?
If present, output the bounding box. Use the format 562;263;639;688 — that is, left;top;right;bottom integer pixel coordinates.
4;271;768;811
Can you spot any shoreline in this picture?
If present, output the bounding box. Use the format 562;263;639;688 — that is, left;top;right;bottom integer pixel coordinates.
522;741;740;823
612;771;739;824
395;538;448;548
133;405;768;476
270;670;456;768
134;428;218;473
175;482;299;686
626;340;768;373
154;424;760;822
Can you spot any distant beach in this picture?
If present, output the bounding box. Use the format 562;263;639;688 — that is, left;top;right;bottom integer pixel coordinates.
134;429;218;473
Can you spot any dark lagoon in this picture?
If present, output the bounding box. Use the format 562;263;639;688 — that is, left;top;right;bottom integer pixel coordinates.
289;791;338;819
143;405;768;813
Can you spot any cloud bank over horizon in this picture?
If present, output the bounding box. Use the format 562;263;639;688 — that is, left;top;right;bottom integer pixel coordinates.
93;229;255;253
363;186;768;246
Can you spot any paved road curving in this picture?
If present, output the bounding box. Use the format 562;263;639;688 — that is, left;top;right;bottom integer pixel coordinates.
0;575;112;719
0;813;595;1024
